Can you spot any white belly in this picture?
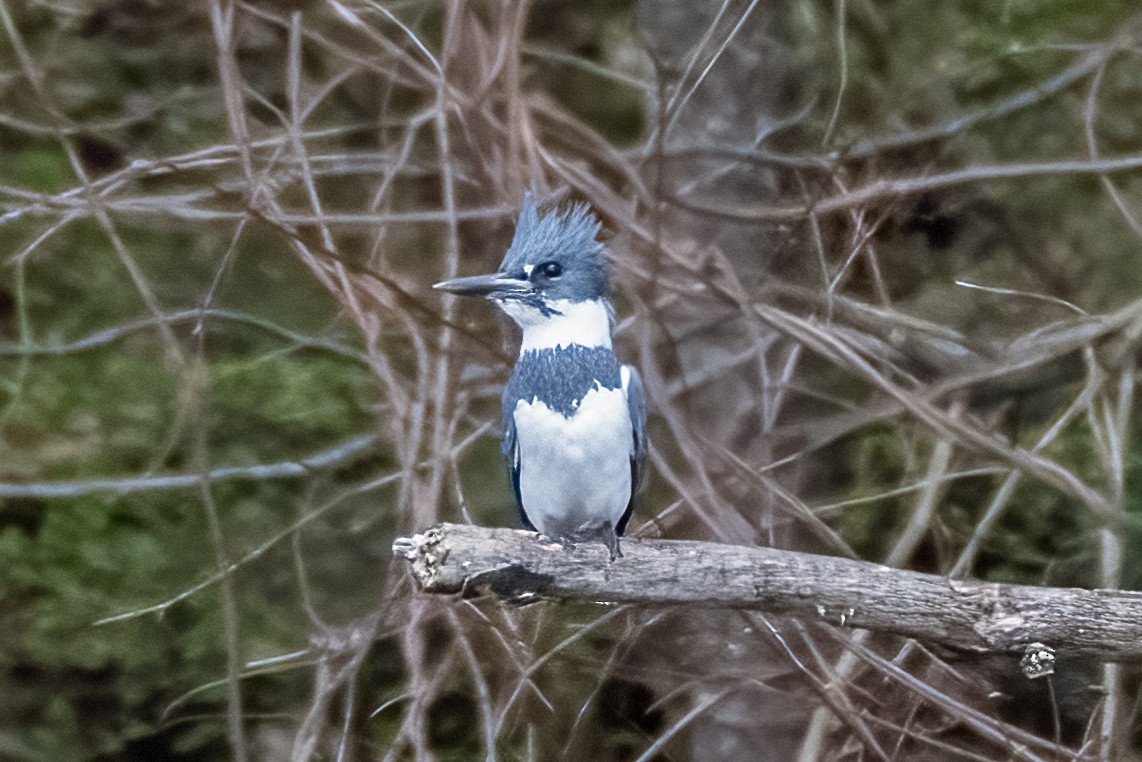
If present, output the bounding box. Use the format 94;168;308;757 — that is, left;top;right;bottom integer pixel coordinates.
513;385;633;538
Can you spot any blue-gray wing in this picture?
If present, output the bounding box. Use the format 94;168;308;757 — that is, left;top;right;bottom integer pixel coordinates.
617;364;647;536
502;403;535;531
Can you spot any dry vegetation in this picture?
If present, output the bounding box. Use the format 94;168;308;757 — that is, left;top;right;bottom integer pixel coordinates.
2;0;1142;760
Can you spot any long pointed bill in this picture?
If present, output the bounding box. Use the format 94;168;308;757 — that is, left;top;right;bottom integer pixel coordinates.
433;272;529;299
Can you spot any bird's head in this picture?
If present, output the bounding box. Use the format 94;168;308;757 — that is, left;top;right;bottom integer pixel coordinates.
434;195;611;332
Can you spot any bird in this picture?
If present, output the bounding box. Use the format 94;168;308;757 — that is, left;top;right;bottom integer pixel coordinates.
434;195;646;559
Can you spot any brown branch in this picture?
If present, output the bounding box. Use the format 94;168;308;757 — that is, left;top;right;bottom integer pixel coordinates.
394;523;1142;663
671;153;1142;222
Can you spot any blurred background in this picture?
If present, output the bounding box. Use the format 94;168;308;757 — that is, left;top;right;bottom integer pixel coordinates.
2;0;1142;759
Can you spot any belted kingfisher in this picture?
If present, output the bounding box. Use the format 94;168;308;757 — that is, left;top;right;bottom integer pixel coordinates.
434;196;646;558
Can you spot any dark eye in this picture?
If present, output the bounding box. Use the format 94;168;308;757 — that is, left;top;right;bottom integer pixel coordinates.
537;261;563;279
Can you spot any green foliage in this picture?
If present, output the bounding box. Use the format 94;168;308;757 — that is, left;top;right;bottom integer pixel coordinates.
6;352;174;476
0;495;207;758
212;352;373;447
0;139;73;194
1;344;378;761
0;196;379;762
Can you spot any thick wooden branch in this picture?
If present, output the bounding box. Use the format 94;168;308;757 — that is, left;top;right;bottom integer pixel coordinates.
393;523;1142;663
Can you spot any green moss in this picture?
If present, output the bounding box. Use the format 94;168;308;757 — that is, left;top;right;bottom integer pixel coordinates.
0;139;73;194
211;352;372;446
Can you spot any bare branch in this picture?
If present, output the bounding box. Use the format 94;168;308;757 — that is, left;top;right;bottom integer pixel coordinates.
0;434;381;498
672;153;1142;222
395;523;1142;663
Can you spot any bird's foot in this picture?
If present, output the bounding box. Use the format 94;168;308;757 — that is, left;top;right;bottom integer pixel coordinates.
573;522;622;561
601;521;623;562
552;523;624;562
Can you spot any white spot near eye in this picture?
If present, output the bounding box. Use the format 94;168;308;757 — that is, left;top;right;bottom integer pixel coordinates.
523;264;534;276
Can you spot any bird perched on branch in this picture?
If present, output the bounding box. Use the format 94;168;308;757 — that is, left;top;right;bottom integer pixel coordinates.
434;195;646;559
